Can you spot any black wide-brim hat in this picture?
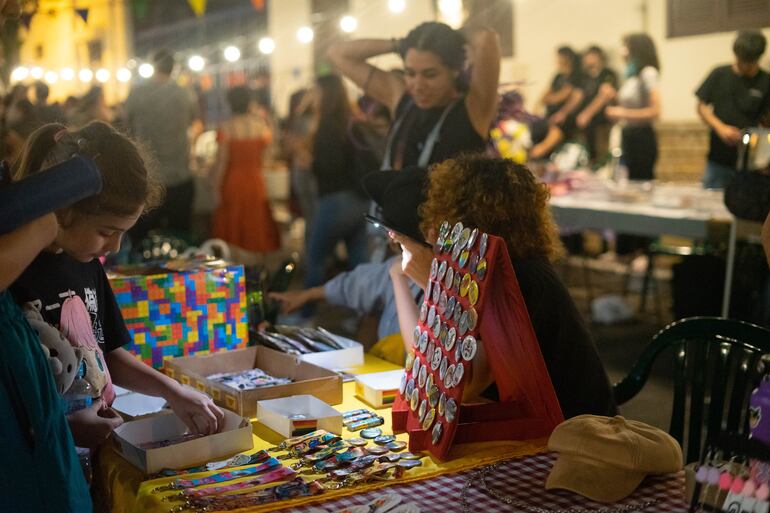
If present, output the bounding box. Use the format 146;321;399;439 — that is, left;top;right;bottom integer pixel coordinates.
361;166;429;244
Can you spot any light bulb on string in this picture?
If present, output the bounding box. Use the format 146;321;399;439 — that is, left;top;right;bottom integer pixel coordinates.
258;37;275;55
60;67;74;81
78;68;93;83
44;70;58;84
30;66;44;80
339;15;357;33
138;63;154;78
188;55;205;72
388;0;406;13
95;68;110;83
224;46;241;63
116;67;132;83
297;26;314;44
10;66;29;82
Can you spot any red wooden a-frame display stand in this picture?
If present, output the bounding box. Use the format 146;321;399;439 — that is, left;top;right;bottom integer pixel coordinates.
392;226;564;461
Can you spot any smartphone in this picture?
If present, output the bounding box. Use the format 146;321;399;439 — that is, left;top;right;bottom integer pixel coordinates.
364;213;431;248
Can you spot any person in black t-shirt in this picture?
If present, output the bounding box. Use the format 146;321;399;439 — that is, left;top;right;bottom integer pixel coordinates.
541;46;584;140
576;46;619;163
696;30;770;189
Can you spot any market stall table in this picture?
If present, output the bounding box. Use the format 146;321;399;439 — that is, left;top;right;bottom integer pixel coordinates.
98;355;547;513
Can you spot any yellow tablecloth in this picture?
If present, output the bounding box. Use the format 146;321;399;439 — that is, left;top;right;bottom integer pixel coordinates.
98;354;546;513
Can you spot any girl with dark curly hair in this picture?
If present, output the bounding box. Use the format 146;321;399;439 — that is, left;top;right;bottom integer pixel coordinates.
388;155;617;419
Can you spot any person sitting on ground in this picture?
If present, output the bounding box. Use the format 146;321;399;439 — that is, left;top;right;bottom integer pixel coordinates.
388;154;617;419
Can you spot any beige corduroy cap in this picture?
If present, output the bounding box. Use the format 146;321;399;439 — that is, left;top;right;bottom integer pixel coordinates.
546;415;683;503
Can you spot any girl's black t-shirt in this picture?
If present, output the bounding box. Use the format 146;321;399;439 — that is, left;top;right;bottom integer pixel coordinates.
10;251;131;354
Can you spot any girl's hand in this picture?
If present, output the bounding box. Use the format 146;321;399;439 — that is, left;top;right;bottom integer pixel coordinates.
165;384;225;435
67;402;124;449
388;231;433;289
605;106;624;121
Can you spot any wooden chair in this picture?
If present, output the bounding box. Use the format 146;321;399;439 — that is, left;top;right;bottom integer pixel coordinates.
613;316;770;463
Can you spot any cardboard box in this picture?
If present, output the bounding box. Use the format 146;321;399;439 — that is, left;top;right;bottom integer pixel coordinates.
257;395;342;438
109;263;248;369
112;409;253;474
164;346;343;418
111;385;167;420
298;328;364;370
355;370;403;408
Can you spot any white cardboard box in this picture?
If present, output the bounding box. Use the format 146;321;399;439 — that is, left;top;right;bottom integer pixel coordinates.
298;328;364;371
256;395;342;438
111;385;167;420
355;370;404;408
113;409;253;474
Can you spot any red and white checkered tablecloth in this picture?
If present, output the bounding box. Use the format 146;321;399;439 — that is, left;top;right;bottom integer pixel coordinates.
283;452;687;513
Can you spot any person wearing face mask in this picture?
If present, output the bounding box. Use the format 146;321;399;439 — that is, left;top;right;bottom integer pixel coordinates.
696;30;770;189
328;22;500;170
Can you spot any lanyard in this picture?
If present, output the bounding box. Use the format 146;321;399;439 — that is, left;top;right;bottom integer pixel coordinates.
172;478;324;512
171;457;280;489
181;466;296;498
277;434;342;460
381;98;460;170
269;429;331;451
153;450;270;478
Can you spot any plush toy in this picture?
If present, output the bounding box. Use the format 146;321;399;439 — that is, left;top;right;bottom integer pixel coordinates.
23;304;84;395
59;295;116;406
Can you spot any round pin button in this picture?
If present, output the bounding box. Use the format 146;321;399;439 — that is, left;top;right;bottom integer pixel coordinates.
419;303;428;323
412;327;421;348
444;364;456;388
381;453;401;463
411;354;420;374
405;378;415;398
444;266;454;290
453;302;463;324
445;327;457;351
430;258;438;279
410;388;419;411
367;446;388;455
476;258;487;281
452;362;465;386
400;452;421;460
361;428;383;439
451;243;462;262
469;253;479;274
432;422;443;445
452;273;461;294
418;398;428;422
426;280;433;302
374;435;396;445
439;220;450;238
437;260;448;281
462;335;478;361
445;399;458;423
431;346;442;370
438;290;447;315
427;305;436;327
347;437;368;447
459;250;470;268
432;317;441;339
439;323;448;348
443;237;453;253
459;310;469;336
399;373;407;395
398;459;423;468
431;281;441;304
426;341;434;363
479;233;488;259
468;308;478;331
418;365;427;389
405;351;414;370
422;407;436;431
457;227;471;250
429;384;440;408
439;356;448;381
438;393;447;417
447;295;456;317
419;331;429;353
455;343;463;362
467;228;479;249
450;222;464;243
425;372;433;395
460;273;471;297
386;441;406;452
468;281;479;306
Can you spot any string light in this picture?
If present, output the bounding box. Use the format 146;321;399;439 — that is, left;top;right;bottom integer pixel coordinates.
116;67;132;82
339;15;357;33
10;66;29;82
43;70;58;84
188;55;205;72
297;26;314;44
258;37;275;55
138;63;154;78
223;45;241;63
30;66;44;79
95;68;110;83
388;0;406;13
78;68;93;83
60;67;74;81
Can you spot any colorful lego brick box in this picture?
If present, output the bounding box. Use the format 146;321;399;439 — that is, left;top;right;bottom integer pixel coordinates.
108;262;248;369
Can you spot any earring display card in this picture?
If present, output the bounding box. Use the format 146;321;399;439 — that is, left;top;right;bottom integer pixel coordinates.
392;221;563;460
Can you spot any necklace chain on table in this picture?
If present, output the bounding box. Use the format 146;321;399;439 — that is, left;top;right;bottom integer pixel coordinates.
461;464;658;513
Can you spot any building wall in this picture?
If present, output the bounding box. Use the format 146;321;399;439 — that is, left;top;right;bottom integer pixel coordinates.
19;0;131;103
269;0;770;122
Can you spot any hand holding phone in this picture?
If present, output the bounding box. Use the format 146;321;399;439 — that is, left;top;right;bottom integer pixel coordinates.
363;213;431;248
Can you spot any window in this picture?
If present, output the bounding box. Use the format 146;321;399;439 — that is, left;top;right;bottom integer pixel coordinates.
668;0;770;38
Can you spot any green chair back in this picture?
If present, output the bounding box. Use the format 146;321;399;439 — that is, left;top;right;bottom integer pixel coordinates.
613;316;770;463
